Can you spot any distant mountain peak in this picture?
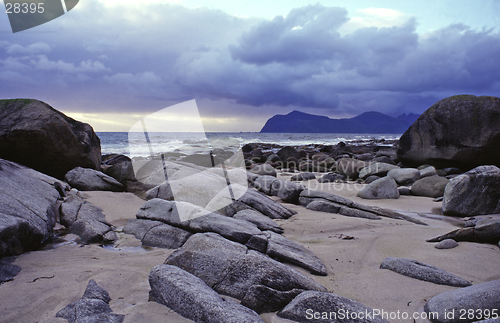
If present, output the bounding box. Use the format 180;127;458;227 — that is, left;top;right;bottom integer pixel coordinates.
260;110;420;134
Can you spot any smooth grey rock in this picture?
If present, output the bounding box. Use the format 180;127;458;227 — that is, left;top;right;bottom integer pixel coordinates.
380;257;471;287
424;279;500;323
359;162;400;179
435;239;459;249
65;167;124;192
56;280;124;323
149;264;264;323
0;159;60;256
137;198;261;243
245;233;268;253
233;209;284;233
357;177;400;200
266;231;327;276
300;189;425;224
0;257;21;284
442;166;500;217
278;290;389;323
235;188;297;219
317;173;345;183
253;175;277;195
165;233;327;312
427;218;500;244
444;167;461;175
0;99;101;180
241;285;303;314
122;219;163;240
305;199;381;220
291;172;316;181
398;187;411;195
142;224;192;249
334;158;369;179
60;195;116;244
387;168;420;185
277;146;301;161
419;166;438;178
249;164;277;177
397;95;500;169
411;176;450;198
270;180;305;204
364;175;381;184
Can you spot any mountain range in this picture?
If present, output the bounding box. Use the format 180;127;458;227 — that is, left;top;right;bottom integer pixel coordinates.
260;110;420;134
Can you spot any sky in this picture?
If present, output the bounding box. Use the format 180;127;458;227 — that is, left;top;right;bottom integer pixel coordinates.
1;0;500;131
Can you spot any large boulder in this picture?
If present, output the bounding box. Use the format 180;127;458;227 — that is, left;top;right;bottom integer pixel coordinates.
398;95;500;169
0;99;101;179
442;166;500;216
165;233;327;313
424;279;500;323
233;209;284;233
0;159;60;256
357;177;400;200
149;264;265;323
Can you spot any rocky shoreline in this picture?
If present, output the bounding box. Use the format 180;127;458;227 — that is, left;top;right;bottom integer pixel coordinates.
1;96;500;323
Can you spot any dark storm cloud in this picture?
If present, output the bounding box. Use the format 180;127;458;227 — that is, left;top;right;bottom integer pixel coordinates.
1;2;500;117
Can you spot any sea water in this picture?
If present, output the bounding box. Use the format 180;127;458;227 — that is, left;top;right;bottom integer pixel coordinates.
97;132;402;158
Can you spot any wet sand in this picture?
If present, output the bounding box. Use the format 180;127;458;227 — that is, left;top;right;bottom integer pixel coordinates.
1;181;499;323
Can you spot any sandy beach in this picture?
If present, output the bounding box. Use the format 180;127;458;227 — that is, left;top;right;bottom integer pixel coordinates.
2;176;499;323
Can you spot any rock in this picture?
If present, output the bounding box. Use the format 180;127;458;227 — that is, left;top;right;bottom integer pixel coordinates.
101;154;146;193
398;187;411;195
291;172;316;181
444;167;461;175
364;175;381;184
306;199;381;220
266;231;327;276
277;146;301;161
0;159;60;256
60;195;117;244
213;185;297;219
398;95;500;169
266;154;282;163
419;166;438;178
233;209;284;233
427;218;500;244
0;257;21;284
245;233;269;253
435;239;459;249
149;264;264;323
424;279;500;323
387;168;420;185
165;233;327;312
380;257;471;287
249;164;277;177
359;163;400;179
0;99;101;179
334;158;369;179
56;279;124;323
142;224;193;249
411;176;450;198
317;173;345;183
434;196;444;202
300;189;426;224
442;166;500;216
270;180;306;204
241;285;304;314
122;219;164;240
137;198;261;244
253;175;277;195
278;290;389;323
357;177;400;200
372;155;396;164
65;167;124;192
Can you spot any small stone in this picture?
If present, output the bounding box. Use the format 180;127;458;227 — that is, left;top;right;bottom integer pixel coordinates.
435;239;459;249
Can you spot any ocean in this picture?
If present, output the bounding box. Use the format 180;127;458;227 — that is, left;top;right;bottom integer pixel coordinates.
98;132;402;158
